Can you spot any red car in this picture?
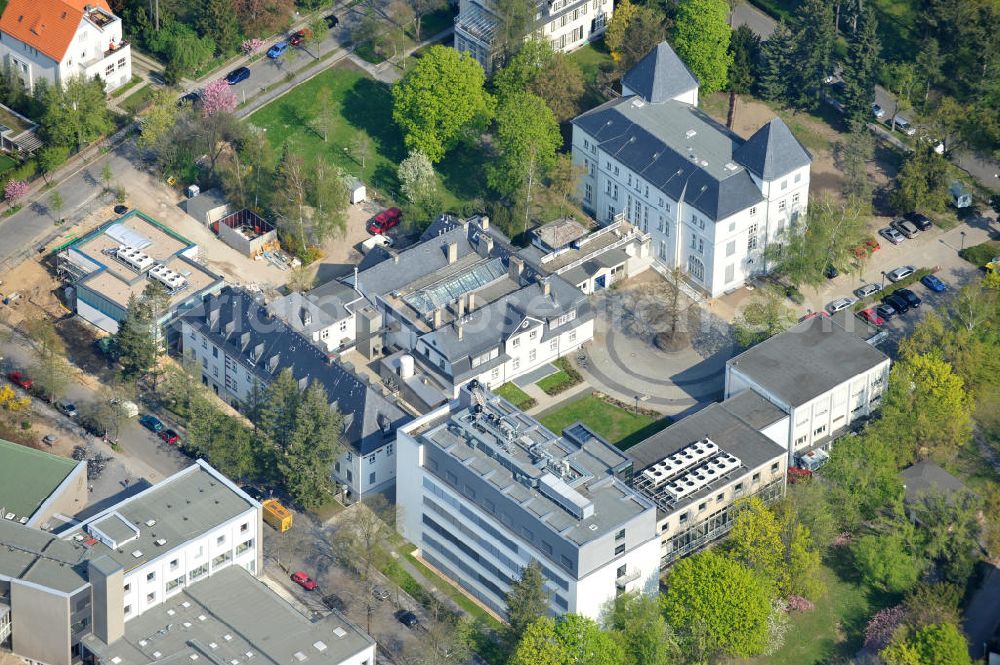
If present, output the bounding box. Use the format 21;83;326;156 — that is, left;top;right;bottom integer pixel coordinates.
291;571;318;590
290;28;312;46
856;307;886;326
6;371;33;390
367;207;402;235
159;429;180;445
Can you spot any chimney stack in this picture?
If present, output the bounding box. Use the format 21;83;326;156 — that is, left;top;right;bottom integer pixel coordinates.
457;294;466;317
467;292;475;311
480;216;490;232
541;277;551;297
508;256;524;282
433;306;443;328
456;320;464;340
447;241;458;264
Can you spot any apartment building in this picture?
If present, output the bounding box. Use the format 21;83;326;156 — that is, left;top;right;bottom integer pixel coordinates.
626;391;788;566
179;286;410;500
351;215;594;397
571;41;813;297
396;383;661;621
725;316;891;467
0;0;131;92
455;0;612;73
0;460;375;665
268;279;365;354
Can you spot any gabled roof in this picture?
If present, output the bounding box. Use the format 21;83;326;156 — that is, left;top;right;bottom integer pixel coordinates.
733;117;812;181
622;41;699;103
0;0;112;63
900;460;969;505
183;287;409;455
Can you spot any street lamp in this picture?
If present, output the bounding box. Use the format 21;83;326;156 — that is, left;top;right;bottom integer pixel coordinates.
880;270;887;290
960;230;966;251
634;395;640;415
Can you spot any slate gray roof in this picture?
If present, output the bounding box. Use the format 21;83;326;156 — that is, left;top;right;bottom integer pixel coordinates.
622;41;699;103
573;97;766;220
182;287;408;455
732;117;812;181
268;281;362;336
900;460;969;504
727;316;890;408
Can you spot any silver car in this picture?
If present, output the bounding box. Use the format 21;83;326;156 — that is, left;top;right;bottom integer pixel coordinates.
826;297;857;313
886;265;916;282
890;218;919;239
879;227;905;245
854;283;881;299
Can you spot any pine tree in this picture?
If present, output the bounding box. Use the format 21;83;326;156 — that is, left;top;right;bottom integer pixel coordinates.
504;561;549;649
196;0;241;54
756;21;794;103
840;8;880;131
727;24;759;128
256;368;301;452
114;294;157;379
278;381;342;508
791;0;835;109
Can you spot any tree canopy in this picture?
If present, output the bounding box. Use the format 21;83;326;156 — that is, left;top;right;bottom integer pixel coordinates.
504;561;549;649
673;0;732;94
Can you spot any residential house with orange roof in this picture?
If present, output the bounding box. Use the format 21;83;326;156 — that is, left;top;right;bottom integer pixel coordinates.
0;0;131;93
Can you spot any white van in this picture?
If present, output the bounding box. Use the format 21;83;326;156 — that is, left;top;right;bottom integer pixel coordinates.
360;234;395;254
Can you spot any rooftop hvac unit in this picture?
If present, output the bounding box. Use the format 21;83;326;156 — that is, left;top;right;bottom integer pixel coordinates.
641;438;718;487
115;245;155;272
149;264;188;291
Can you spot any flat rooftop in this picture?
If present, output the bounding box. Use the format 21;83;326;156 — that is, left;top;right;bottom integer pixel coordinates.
82;566;374;665
0;519;89;593
0;439;81;523
66;461;257;573
727;316;890;408
626;397;786;514
522;220;646;275
418;385;654;545
61;210;221;310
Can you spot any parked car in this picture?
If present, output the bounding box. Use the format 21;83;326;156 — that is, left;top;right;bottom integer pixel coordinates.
139;414;165;433
885;265;916;282
159;429;181;445
56;400;78;418
800;311;830;322
113;204;130;215
920;274;947;292
893;116;917;136
876;303;897;320
896;288;922;308
177;89;201;108
890;218;920;239
367;207;402;234
883;292;910;314
372;586;390;601
42;434;59;446
826;297;856;313
396;610;419;627
904;212;934;230
267;41;289;58
323;594;346;611
872;104;886;118
6;371;32;390
291;571;318;590
290;28;312;46
857;307;886;326
225;67;251;85
824;264;839;279
985;257;1000;274
879;227;906;245
854;283;881;299
324;13;340;27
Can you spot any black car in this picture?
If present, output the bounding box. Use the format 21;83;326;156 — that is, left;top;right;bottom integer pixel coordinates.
824;264;839;279
896;288;922;308
883;292;910;314
225;66;251;85
177;90;201;108
904;211;934;231
875;303;897;321
324;13;339;27
396;610;419;627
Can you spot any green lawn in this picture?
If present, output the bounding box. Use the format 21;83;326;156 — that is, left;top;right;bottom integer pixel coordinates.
748;554;896;664
567;40;614;86
122;85;156;115
538;394;669;449
536;357;582;396
417;7;455;40
494;382;536;410
0;154;18;178
247;62;483;217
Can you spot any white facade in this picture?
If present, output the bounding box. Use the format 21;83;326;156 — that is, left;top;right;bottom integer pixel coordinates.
396;405;661;622
454;0;611;73
0;2;131;92
573;127;809;298
725;359;891;463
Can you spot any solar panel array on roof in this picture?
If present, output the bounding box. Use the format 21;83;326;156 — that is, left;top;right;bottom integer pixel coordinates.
403;257;507;316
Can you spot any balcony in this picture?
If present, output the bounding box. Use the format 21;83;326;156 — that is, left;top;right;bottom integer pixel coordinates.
103;40;129;60
615;569;641;588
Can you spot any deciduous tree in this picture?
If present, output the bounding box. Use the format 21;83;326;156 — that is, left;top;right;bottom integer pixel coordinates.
606;593;680;665
392;46;493;162
881;623;971;665
604;0;637;63
504;561;549;650
852;527;925;593
41;76;112;151
730;287;796;349
398;150;439;214
201;79;238;116
674;0;732;94
617;7;668;71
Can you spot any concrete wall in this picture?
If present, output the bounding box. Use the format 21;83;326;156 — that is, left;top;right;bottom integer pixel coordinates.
10;581;73;665
28;460;88;528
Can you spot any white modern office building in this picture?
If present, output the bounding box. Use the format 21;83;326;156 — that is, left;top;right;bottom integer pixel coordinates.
571;41;813;297
725;316;891;467
455;0;612;73
396;383;661;621
0;0;132;92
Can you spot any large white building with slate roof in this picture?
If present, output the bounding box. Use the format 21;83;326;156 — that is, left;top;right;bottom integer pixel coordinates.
571;41;813;297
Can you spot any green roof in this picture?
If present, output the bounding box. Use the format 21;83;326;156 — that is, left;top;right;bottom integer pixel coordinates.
0;439;80;521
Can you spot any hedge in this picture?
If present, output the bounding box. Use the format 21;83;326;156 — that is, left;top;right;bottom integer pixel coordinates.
959;241;1000;268
851;267;933;311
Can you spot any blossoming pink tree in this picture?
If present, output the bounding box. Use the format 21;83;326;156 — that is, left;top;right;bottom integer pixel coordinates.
863;606;905;651
201;79;239;117
242;38;264;56
4;179;28;207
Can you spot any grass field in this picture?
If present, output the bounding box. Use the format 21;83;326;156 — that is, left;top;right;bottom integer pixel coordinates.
0;154;18;178
248;62;483;215
494;382;536;410
539;394;669;449
122;85;156;115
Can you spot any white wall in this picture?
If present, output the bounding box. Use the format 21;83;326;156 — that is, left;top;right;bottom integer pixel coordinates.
570;536;660;619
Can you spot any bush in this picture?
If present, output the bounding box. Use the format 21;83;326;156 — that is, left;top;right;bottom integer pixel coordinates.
537;357;583;396
958;241;1000;267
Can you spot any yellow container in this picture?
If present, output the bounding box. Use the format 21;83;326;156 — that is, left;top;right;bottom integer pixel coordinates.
262;498;292;532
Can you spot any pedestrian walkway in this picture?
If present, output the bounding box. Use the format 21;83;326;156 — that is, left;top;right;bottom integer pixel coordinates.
347;26;454;85
524;380;592;416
